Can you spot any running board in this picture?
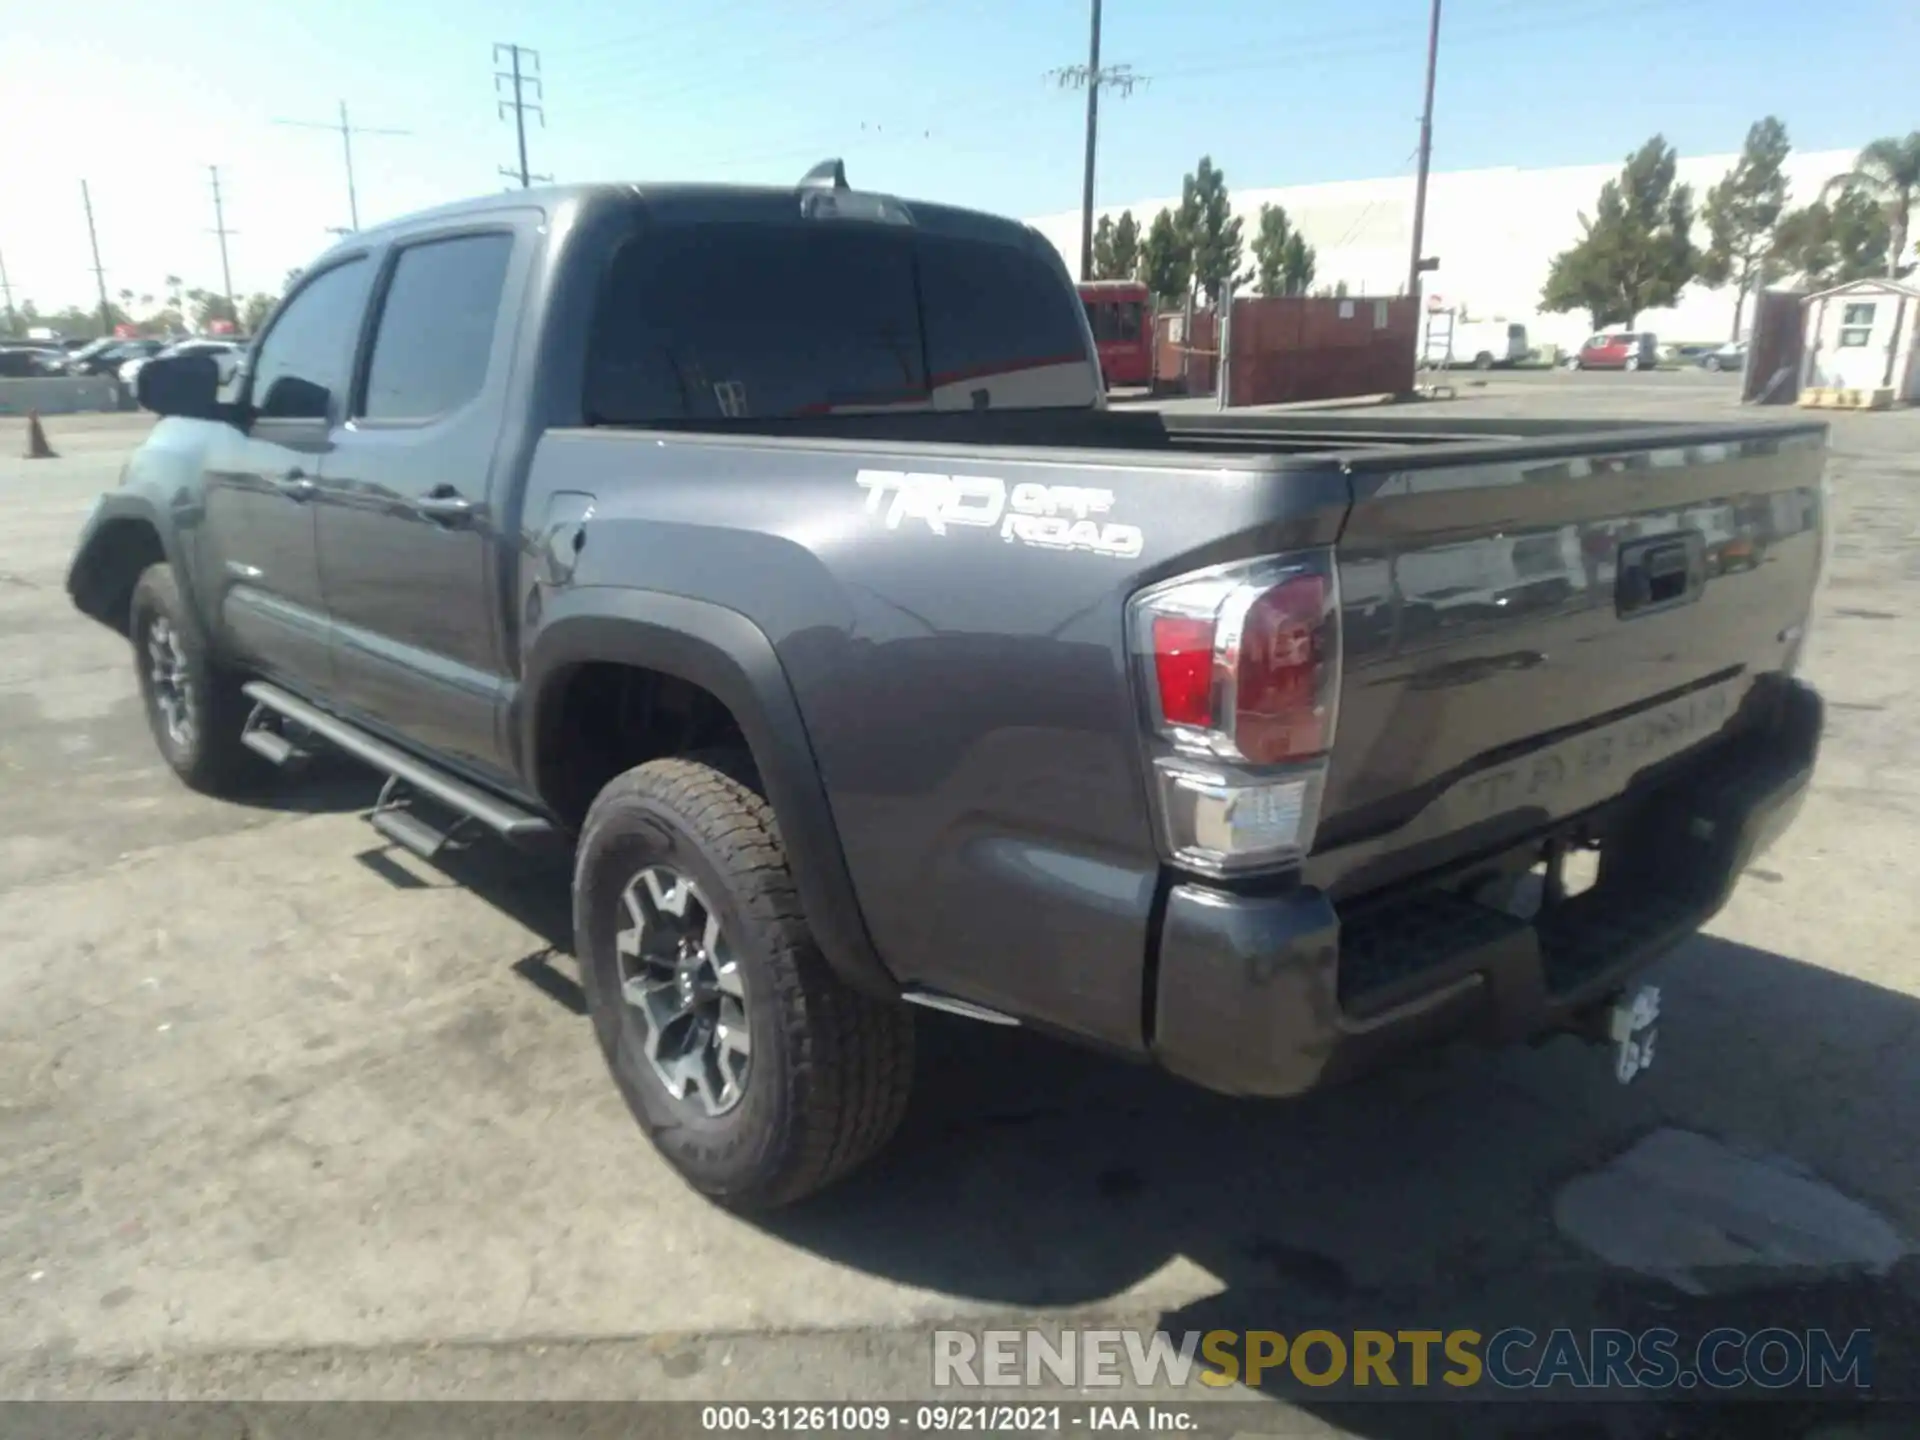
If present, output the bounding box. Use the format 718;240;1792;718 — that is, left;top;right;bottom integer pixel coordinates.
901;989;1021;1026
240;702;311;767
241;681;557;848
368;773;479;860
370;803;452;859
240;725;305;767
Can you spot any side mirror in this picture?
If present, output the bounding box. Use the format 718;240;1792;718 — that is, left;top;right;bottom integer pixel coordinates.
136;354;226;420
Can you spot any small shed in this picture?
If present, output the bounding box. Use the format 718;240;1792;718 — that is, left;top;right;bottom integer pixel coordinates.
1800;277;1920;407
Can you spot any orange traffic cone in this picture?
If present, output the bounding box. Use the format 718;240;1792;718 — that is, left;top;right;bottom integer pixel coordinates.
25;410;56;460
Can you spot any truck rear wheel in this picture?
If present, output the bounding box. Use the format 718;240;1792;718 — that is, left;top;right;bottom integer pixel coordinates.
573;756;914;1210
128;563;265;795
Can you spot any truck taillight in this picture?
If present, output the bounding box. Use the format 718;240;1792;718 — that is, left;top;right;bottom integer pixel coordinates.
1150;615;1217;728
1128;552;1341;874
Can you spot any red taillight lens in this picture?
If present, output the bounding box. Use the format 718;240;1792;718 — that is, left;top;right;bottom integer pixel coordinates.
1151;615;1216;728
1132;553;1340;768
1233;574;1330;763
1130;552;1341;874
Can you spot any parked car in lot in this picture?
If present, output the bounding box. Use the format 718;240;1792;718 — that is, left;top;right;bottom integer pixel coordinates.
69;169;1829;1209
120;338;241;391
0;346;73;377
1567;331;1659;371
1699;340;1748;373
66;337;166;377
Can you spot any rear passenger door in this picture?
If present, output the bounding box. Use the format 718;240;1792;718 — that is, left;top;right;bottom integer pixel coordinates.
313;225;524;780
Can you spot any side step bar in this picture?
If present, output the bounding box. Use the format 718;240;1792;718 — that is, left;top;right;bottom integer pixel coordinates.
241;681;558;850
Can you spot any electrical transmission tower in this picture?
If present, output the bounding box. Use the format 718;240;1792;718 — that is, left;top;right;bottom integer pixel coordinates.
1048;0;1147;283
495;43;551;188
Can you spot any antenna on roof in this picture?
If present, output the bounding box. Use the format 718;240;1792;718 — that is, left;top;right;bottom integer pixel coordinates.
799;159;849;192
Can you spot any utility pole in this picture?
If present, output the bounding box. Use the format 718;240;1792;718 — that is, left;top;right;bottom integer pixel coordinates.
494;43;550;189
0;241;16;334
1079;0;1102;284
208;166;237;321
1406;0;1443;300
81;180;113;336
1049;0;1144;282
275;101;410;232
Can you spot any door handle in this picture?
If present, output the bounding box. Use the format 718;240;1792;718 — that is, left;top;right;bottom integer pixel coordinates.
275;469;317;501
417;489;476;526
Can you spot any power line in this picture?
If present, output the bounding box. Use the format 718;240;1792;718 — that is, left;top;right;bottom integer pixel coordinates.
80;181;112;335
208;165;237;320
274;101;411;233
562;0;944;116
495;43;551;188
1144;0;1699;87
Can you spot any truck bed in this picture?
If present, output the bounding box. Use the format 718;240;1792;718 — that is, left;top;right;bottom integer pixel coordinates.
537;408;1826;1058
606;403;1825;460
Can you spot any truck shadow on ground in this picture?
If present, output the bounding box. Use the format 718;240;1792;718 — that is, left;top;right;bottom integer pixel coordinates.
754;933;1918;1436
414;840;1917;1435
239;750;386;816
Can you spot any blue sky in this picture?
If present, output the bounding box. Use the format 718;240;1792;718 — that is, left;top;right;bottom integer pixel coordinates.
3;0;1916;310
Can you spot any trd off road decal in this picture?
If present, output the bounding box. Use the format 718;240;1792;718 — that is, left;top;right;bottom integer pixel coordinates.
854;469;1145;560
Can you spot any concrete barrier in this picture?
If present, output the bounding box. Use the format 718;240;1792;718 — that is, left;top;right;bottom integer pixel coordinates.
0;377;125;416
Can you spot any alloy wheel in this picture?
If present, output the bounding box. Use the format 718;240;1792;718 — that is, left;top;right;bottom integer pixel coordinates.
615;865;751;1116
145;616;195;751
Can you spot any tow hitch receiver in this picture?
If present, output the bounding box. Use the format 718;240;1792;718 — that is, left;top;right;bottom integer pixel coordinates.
1608;984;1661;1084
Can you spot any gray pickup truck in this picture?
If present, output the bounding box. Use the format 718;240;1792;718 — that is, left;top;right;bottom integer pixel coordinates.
68;165;1828;1209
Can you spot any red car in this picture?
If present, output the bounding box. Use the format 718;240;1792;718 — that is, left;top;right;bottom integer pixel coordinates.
1567;331;1658;371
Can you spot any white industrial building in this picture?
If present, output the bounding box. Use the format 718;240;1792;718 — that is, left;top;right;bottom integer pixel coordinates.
1029;147;1866;352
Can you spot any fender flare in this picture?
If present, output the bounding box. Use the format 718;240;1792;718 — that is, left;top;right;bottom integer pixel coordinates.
66;491;201;639
520;588;898;999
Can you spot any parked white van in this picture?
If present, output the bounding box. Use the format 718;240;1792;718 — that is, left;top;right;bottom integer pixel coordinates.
1423;316;1531;369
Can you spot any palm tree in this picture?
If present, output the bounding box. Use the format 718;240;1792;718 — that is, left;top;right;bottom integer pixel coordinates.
1822;132;1920;278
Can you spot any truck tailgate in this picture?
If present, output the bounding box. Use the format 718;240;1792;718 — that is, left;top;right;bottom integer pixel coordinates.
1309;423;1826;898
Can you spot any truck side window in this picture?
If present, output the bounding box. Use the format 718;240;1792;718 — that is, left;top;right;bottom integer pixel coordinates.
360;233;514;422
585;224;924;422
250;258;372;421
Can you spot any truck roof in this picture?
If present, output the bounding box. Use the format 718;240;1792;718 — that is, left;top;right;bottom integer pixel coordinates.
326;176;1048;257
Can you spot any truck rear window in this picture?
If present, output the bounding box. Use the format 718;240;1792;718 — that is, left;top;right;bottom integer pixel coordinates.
584;221;1096;422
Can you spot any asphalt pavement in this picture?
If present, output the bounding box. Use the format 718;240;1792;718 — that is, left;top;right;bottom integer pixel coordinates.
1;382;1916;1437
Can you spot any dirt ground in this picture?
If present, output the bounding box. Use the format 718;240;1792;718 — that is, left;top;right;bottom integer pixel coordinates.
1;377;1916;1437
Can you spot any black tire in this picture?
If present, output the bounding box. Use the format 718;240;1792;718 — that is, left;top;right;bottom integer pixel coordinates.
1473;351;1494;370
574;756;914;1210
128;563;266;795
1704;356;1722;372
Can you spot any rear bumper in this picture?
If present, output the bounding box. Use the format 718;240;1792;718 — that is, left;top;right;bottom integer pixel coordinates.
1150;677;1822;1098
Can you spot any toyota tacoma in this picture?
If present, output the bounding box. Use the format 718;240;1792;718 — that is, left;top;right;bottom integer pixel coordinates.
68;165;1827;1208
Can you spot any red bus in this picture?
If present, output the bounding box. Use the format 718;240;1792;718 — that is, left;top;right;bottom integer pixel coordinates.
1077;280;1153;389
